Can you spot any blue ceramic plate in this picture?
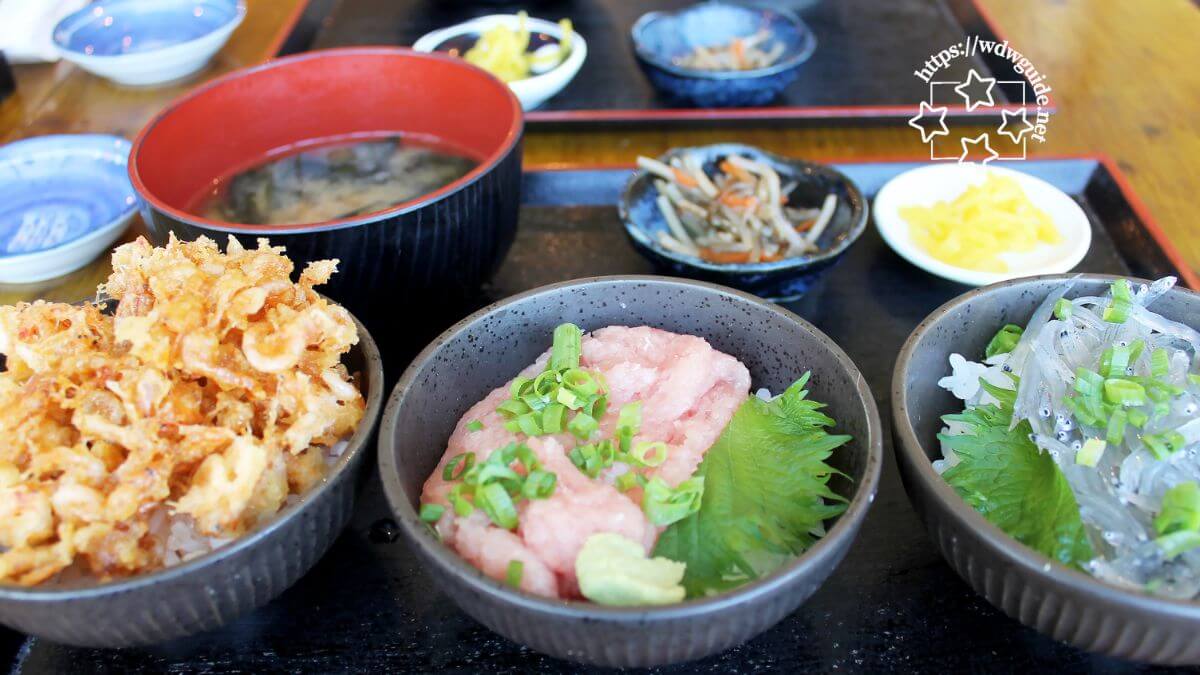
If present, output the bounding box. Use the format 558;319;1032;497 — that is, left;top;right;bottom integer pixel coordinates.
618;144;868;301
0;135;136;282
52;0;246;86
631;2;816;107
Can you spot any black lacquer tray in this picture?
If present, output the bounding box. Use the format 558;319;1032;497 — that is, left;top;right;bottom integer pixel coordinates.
285;0;1053;126
5;157;1191;673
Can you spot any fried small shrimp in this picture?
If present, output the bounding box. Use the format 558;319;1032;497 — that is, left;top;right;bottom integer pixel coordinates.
0;234;365;585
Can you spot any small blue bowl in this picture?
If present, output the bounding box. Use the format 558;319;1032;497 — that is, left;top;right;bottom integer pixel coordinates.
631;2;816;108
618;144;868;301
53;0;246;86
0;134;136;283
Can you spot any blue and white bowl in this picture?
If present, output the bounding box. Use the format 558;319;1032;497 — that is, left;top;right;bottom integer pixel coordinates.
631;2;816;108
52;0;246;86
0;135;136;283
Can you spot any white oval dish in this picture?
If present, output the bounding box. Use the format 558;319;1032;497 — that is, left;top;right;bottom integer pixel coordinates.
873;163;1092;286
412;14;586;111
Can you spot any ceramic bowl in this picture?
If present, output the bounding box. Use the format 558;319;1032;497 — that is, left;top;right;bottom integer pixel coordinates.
378;275;882;667
619;144;868;301
0;134;136;283
0;313;384;647
631;2;815;108
874;163;1092;286
52;0;246;86
129;47;524;328
413;14;587;111
893;274;1200;665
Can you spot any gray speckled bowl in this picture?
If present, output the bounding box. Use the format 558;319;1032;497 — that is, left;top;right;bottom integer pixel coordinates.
0;314;384;648
893;273;1200;665
378;275;882;668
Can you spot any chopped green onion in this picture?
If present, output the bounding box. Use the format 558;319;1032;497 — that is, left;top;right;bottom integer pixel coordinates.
616;402;642;452
567;412;599;440
513;443;539;471
448;484;474;517
1053;298;1073;321
1076;438;1106;467
555;387;579;409
443;453;476;481
522;470;557;499
1190;373;1200;387
541;403;566;434
985;324;1024;358
471;462;522;489
497;399;530;419
1155;482;1200;536
509;376;532;397
1074;368;1104;398
1103;299;1131;323
562;368;600;397
1101;346;1132;379
533;370;559;397
642;476;704;526
1111;278;1133;302
1106;409;1128;446
419;503;446;523
1144;430;1187;460
569;440;615;478
548;323;583;371
1103;378;1147;406
476;482;519;529
466;420;484;432
1151;349;1171;379
631;441;668;468
1128;408;1149;428
586;395;609;421
516;413;543;437
505;560;525;588
1129;339;1146;364
1156;531;1200;559
616;472;640;492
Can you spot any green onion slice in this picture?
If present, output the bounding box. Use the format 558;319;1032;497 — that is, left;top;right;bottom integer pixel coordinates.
631;441;668;467
1151;348;1171;379
505;560;525;588
1076;438;1106;467
466;420;484;433
541;403;566;434
419;503;446;523
1053;298;1073;321
1155;481;1200;536
476;482;519;529
522;470;558;500
984;324;1023;358
443;453;476;481
1103;378;1146;406
548;323;583;371
567;412;599;440
448;484;474;517
642;476;704;526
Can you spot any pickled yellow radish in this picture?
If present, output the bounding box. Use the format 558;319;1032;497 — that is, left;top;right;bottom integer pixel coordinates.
900;174;1061;272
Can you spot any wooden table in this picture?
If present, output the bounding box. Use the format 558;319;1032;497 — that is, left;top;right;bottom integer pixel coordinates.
1;0;1197;305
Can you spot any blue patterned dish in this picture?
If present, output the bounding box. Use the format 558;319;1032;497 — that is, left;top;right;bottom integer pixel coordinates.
53;0;246;86
0;135;136;283
618;144;868;301
631;2;816;108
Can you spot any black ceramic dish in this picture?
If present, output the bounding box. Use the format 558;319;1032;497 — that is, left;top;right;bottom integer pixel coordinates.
129;48;524;329
619;144;868;301
630;2;816;108
893;274;1200;665
378;275;882;667
0;314;385;648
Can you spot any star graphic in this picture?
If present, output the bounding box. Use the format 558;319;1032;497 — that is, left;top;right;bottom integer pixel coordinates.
953;69;997;112
997;107;1035;144
959;133;999;164
908;101;950;144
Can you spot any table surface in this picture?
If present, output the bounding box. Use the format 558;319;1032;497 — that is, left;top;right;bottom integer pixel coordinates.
0;0;1198;668
0;0;1197;306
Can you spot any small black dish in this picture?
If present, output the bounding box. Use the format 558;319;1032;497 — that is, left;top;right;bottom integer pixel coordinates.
618;143;868;302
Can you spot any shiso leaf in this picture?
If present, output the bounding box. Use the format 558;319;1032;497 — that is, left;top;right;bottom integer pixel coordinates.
652;374;851;598
940;383;1094;568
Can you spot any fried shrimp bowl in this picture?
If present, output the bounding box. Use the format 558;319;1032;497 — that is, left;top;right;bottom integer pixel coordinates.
0;235;367;587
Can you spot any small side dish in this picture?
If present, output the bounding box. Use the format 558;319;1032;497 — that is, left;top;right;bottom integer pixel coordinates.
636;151;837;264
873;163;1091;286
419;323;850;604
462;11;574;83
936;276;1200;597
0;235;365;586
674;29;784;72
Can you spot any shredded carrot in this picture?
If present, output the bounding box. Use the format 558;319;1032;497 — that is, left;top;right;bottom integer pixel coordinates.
731;38;746;68
794;219;815;232
719;160;752;183
671;168;698;188
699;248;783;264
718;193;757;209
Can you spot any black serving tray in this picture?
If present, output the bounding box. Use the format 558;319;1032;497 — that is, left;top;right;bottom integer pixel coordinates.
5;158;1191;673
289;0;1053;127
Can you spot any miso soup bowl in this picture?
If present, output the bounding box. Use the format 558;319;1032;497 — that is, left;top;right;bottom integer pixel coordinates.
129;47;523;328
893;274;1200;665
0;312;384;647
379;276;882;667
